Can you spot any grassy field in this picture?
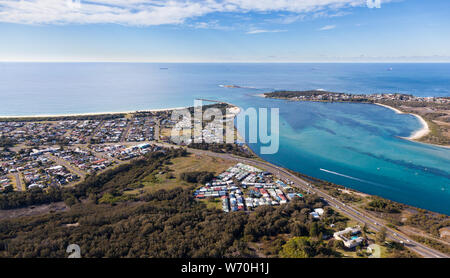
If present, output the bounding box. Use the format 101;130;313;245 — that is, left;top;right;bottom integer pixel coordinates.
6;174;17;191
124;153;236;195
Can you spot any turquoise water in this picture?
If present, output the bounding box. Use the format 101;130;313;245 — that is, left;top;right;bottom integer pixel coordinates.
0;63;449;214
237;96;450;214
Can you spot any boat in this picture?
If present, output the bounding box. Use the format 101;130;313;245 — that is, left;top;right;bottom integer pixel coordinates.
219;84;242;88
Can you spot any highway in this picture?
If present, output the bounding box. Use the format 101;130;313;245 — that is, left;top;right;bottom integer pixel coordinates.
186;148;449;258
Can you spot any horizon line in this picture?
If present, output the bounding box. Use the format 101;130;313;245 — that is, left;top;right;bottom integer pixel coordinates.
1;60;450;64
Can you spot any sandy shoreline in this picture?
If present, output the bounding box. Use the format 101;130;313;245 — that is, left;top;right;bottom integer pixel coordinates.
374;103;430;140
258;94;431;140
0;103;244;119
0;99;436;146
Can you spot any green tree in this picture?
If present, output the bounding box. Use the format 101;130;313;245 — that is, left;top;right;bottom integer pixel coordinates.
362;223;368;238
64;195;78;207
333;239;345;250
290;223;308;236
309;222;320;237
1;185;14;194
376;227;387;243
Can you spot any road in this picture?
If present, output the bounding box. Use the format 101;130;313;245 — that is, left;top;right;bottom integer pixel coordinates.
13;173;23;191
44;153;86;179
185;148;449;258
155;119;161;141
86;120;104;143
121;119;132;142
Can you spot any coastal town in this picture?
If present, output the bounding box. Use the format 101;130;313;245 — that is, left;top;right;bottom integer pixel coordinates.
0;104;241;193
0;105;378;254
0;0;449;264
194;162;372;250
0;108;376;254
264;90;450;104
0;101;448;259
194;163;304;212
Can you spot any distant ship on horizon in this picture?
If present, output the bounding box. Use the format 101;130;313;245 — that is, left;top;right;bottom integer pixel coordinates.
219;84;242;88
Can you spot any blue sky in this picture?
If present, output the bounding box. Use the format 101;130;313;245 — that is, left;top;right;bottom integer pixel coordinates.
0;0;449;62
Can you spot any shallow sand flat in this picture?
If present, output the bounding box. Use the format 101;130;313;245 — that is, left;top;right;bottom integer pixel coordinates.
374;103;430;140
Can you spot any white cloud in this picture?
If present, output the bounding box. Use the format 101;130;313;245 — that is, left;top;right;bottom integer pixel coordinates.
318;24;336;30
0;0;390;26
246;29;287;34
190;20;233;30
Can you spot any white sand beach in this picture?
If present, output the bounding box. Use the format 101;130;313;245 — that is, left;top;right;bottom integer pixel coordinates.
0;107;190;119
375;103;430;140
0;103;242;120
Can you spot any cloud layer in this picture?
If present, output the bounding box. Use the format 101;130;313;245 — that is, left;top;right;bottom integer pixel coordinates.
318;24;336;30
0;0;379;26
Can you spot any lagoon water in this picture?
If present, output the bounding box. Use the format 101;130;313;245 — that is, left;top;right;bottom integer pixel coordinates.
0;63;449;214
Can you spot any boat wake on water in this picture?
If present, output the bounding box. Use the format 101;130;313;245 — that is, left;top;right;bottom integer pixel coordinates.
319;168;395;190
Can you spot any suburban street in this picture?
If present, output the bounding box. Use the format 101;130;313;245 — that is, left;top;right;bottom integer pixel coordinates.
13;173;23;191
44;153;86;180
185;147;449;259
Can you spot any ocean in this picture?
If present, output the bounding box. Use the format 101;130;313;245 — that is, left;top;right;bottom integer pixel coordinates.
1;62;449;214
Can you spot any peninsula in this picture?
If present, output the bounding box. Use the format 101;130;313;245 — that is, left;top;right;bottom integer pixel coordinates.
263;91;450;146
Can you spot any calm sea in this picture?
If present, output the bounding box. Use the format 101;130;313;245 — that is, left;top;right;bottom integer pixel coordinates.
1;63;449;214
